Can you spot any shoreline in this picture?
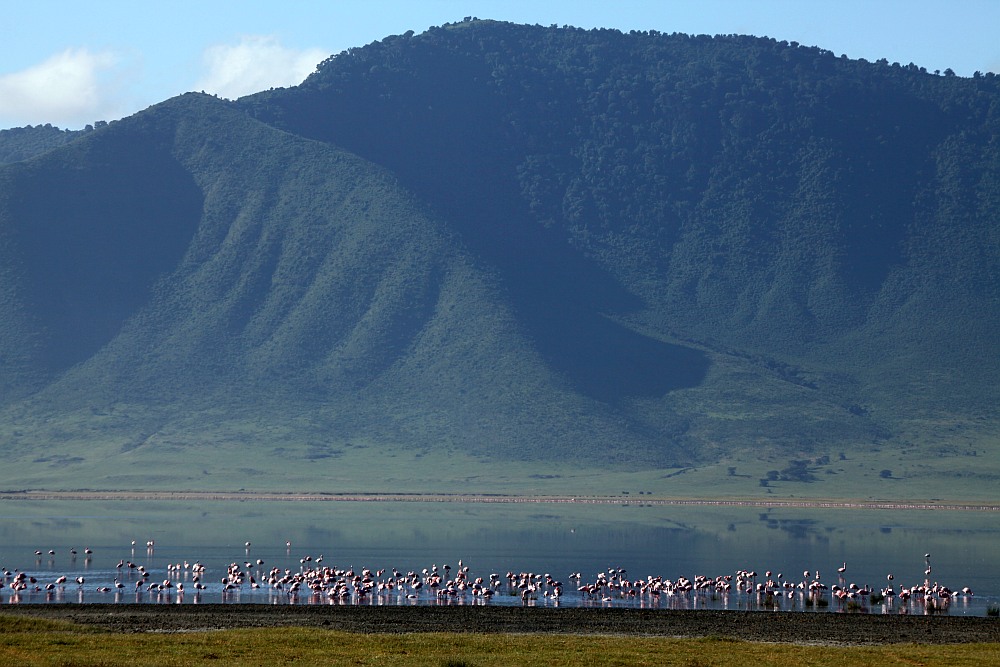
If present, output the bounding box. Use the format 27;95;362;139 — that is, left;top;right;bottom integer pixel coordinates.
0;489;997;511
2;605;999;644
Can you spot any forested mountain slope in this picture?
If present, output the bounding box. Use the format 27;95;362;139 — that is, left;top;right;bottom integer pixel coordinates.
0;124;87;165
0;20;998;494
245;20;1000;414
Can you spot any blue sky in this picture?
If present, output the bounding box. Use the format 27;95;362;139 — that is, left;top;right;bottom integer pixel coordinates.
3;0;999;130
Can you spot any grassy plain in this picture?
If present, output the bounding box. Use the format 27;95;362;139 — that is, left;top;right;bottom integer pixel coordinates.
1;616;999;666
3;423;998;504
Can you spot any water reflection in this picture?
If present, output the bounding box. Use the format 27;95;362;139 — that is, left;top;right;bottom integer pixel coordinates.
0;501;996;614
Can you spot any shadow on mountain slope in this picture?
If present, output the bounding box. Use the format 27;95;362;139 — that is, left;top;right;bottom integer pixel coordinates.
4;137;203;372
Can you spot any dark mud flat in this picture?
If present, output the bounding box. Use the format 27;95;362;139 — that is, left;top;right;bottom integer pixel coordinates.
3;605;999;645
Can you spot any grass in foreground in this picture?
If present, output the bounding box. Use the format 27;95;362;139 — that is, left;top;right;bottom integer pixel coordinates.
1;620;999;667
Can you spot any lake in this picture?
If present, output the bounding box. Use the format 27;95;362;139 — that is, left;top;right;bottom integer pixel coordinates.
0;499;996;614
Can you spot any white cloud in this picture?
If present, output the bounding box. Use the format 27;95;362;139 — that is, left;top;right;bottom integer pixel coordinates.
0;49;123;128
195;36;327;100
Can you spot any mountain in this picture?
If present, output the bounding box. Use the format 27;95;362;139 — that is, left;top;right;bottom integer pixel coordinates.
0;20;998;496
0;124;87;165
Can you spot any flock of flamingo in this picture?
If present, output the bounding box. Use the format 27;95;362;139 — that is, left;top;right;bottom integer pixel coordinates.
0;542;981;614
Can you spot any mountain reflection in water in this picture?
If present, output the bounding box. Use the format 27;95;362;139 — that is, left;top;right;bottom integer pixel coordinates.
0;501;995;615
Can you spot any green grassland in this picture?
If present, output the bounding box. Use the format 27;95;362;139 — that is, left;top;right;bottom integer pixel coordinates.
1;401;997;501
0;617;998;667
1;373;996;501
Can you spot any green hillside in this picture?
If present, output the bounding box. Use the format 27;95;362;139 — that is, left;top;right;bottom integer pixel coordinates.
0;124;87;165
0;21;998;498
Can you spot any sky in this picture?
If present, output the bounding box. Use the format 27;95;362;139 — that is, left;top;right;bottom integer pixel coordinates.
2;0;999;130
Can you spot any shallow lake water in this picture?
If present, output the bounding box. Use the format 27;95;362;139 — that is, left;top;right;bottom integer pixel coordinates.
0;500;996;615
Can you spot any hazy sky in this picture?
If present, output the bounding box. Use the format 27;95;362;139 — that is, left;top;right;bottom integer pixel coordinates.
3;0;999;130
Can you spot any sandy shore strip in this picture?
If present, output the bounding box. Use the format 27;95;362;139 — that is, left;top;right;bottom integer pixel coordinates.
2;605;998;644
0;490;997;511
